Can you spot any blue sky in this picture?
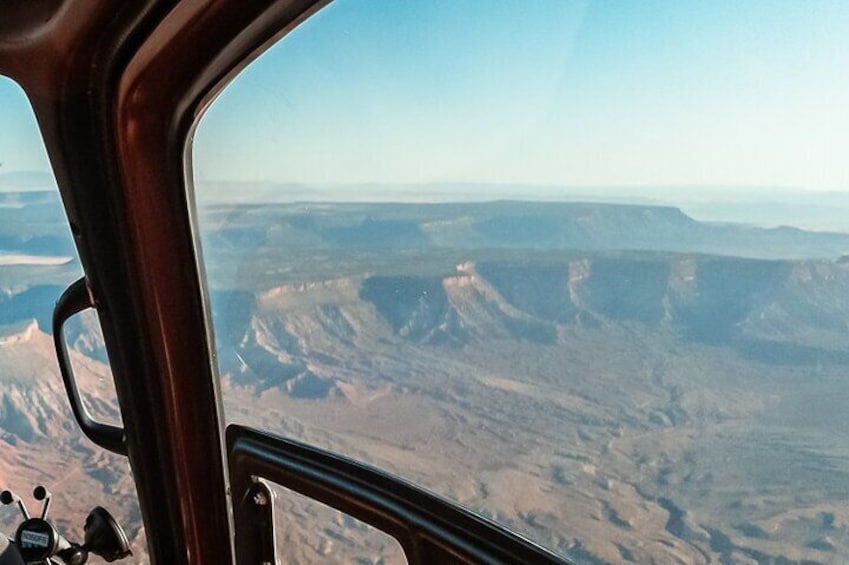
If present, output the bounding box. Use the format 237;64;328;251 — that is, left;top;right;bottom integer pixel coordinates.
0;77;53;181
3;0;849;194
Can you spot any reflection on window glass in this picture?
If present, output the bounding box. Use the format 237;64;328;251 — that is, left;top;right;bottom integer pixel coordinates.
0;77;144;560
193;2;849;563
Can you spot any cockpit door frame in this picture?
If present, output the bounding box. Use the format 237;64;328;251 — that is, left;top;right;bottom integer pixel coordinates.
2;1;571;563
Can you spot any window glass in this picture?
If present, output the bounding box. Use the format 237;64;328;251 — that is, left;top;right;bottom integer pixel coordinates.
265;480;407;564
193;2;849;562
0;77;144;560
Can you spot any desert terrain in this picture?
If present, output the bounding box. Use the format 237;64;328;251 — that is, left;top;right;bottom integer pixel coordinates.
4;192;849;563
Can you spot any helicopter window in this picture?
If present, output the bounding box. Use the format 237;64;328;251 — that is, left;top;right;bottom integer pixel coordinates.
0;76;143;557
265;479;407;564
191;1;849;563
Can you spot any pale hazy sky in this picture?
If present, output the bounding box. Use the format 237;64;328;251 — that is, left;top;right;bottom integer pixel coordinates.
193;0;849;193
2;1;849;194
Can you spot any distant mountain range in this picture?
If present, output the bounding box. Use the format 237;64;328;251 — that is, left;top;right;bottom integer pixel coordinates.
200;200;849;265
3;187;849;258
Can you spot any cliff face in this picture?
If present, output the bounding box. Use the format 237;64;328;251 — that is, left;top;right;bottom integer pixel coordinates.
207;253;849;405
0;320;119;443
0;320;38;346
